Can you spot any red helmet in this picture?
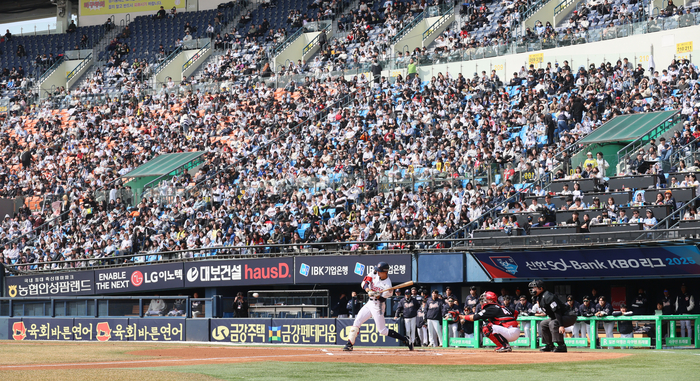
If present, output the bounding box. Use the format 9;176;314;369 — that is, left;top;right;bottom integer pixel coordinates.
481;291;498;305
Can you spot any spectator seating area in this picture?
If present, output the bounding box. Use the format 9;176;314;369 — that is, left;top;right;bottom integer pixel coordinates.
0;4;700;271
97;7;240;64
0;25;104;97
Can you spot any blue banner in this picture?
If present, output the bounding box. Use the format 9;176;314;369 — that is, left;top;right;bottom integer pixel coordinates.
5;271;94;298
184;258;294;288
295;254;412;284
94;263;184;294
473;246;700;279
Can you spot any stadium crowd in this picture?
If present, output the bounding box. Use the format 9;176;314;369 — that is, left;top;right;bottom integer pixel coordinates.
1;3;700;271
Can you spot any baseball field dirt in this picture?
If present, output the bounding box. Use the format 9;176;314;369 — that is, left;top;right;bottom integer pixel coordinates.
0;342;627;369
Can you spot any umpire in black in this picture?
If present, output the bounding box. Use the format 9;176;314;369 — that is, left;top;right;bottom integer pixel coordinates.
529;279;577;352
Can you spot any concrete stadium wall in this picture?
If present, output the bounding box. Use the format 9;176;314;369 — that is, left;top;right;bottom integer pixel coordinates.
274;33;311;69
66;57;94;90
302;30;332;64
363;23;699;87
422;13;455;48
199;0;227;11
182;46;213;79
524;0;563;29
553;0;583;27
39;61;74;93
155;49;205;83
79;8;188;27
392;17;432;55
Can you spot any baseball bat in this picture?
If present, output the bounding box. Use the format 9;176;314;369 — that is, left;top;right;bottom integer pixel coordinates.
381;280;414;293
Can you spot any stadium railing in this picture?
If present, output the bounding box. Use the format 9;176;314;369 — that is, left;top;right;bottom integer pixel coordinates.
5;226;700;274
443;314;700;349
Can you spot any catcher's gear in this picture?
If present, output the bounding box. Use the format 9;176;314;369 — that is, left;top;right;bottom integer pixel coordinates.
480;291;498;306
482;322;493;337
375;261;390;273
529;279;545;296
482;322;509;349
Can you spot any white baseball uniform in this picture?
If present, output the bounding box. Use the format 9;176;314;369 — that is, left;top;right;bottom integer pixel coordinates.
350;271;392;339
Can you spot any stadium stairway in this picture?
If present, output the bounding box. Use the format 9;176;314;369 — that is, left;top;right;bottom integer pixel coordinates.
272;21;333;69
67;17;131;92
186;1;263;83
391;4;454;55
523;0;577;29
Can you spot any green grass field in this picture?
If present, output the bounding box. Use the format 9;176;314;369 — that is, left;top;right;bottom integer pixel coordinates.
142;350;700;381
1;342;699;381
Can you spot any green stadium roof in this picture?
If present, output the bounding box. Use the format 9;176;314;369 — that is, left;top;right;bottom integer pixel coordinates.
122;152;204;179
578;110;678;145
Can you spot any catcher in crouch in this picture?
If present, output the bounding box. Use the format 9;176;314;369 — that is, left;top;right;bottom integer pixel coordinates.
343;262;413;351
462;291;520;352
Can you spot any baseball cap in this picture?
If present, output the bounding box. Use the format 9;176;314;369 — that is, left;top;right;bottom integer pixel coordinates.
405;289;411;295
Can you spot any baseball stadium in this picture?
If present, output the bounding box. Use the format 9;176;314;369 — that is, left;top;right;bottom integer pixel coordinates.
1;0;700;379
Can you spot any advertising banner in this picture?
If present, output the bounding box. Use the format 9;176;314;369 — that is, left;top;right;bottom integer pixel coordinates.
184;258;294;288
94;263;184;294
5;271;94;298
335;318;401;346
80;0;182;17
127;318;185;341
295;254;412;284
269;318;336;344
473;246;700;279
210;318;270;343
10;318;75;340
9;318;182;341
73;318;130;341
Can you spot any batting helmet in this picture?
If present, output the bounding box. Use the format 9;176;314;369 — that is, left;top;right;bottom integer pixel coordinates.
481;291;498;305
375;262;390;273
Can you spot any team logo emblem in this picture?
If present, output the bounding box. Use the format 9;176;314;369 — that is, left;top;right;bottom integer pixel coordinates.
8;285;17;298
299;263;310;277
269;326;282;342
490;256;519;275
354;263;365;276
131;271;144;286
187;267;199;282
212;325;230;341
96;322;112;341
12;322;26;341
